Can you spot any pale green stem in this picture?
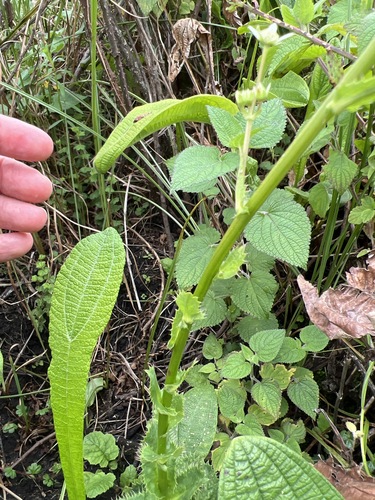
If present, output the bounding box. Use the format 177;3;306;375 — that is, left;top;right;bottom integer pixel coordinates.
235;45;270;212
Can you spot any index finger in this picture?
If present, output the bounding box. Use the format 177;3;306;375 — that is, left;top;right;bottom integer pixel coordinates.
0;115;54;161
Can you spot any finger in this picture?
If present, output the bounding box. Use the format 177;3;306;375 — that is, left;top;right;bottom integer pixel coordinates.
0;232;34;262
0;115;53;161
0;157;53;203
0;195;47;232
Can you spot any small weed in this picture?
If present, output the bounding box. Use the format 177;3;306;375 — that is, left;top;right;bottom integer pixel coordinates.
2;422;18;434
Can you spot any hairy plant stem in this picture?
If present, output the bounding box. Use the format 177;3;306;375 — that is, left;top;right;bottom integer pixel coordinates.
235;45;270;212
156;36;375;497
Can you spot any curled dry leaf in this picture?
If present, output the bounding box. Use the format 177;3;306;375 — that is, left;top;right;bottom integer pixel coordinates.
297;255;375;339
168;18;210;82
315;459;375;500
346;253;375;292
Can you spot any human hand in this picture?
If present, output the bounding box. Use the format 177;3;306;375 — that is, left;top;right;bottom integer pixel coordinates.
0;115;53;262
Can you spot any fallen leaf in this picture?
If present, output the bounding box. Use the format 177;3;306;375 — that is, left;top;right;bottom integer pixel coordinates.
297;255;375;339
346;254;375;293
168;18;210;82
316;459;375;499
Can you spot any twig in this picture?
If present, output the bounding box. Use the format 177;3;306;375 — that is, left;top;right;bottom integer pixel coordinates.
8;432;55;469
248;0;356;62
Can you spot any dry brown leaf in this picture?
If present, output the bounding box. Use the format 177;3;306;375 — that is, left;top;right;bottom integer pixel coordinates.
222;0;242;27
315;459;375;499
168;18;210;82
346;254;375;293
297;256;375;339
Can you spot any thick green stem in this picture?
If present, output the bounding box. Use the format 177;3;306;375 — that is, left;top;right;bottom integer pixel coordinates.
156;35;375;497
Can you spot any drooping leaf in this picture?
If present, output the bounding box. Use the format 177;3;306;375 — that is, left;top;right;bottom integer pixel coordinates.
219;436;343;499
176;290;203;324
250;99;286;149
299;325;329;352
230;272;278;319
49;228;125;500
287;372;319;419
212;434;232;472
251;380;282;418
269;71;310;108
176;226;221;288
323;150;358;194
83;432;119;467
249;329;285;362
171;146;239;193
94;95;238;172
244;189;311;268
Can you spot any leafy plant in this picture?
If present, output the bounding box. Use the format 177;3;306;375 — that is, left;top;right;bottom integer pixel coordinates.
49;228;125;500
44;12;375;500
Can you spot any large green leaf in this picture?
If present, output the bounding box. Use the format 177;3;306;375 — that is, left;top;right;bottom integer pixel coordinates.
176;226;221;288
175;385;217;458
323;150;358;194
293;0;314;25
171;146;239;193
251;381;282;418
287;369;319;419
269;71;310;108
249;329;285;362
49;228;125;500
218;436;343;499
230;272;278;319
358;11;375;55
251;99;286;149
94;95;238;172
244;189;311;268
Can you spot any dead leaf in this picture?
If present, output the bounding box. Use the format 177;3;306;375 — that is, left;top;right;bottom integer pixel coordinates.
297;255;375;339
222;0;242;27
346;254;375;293
168;18;210;82
315;459;375;499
